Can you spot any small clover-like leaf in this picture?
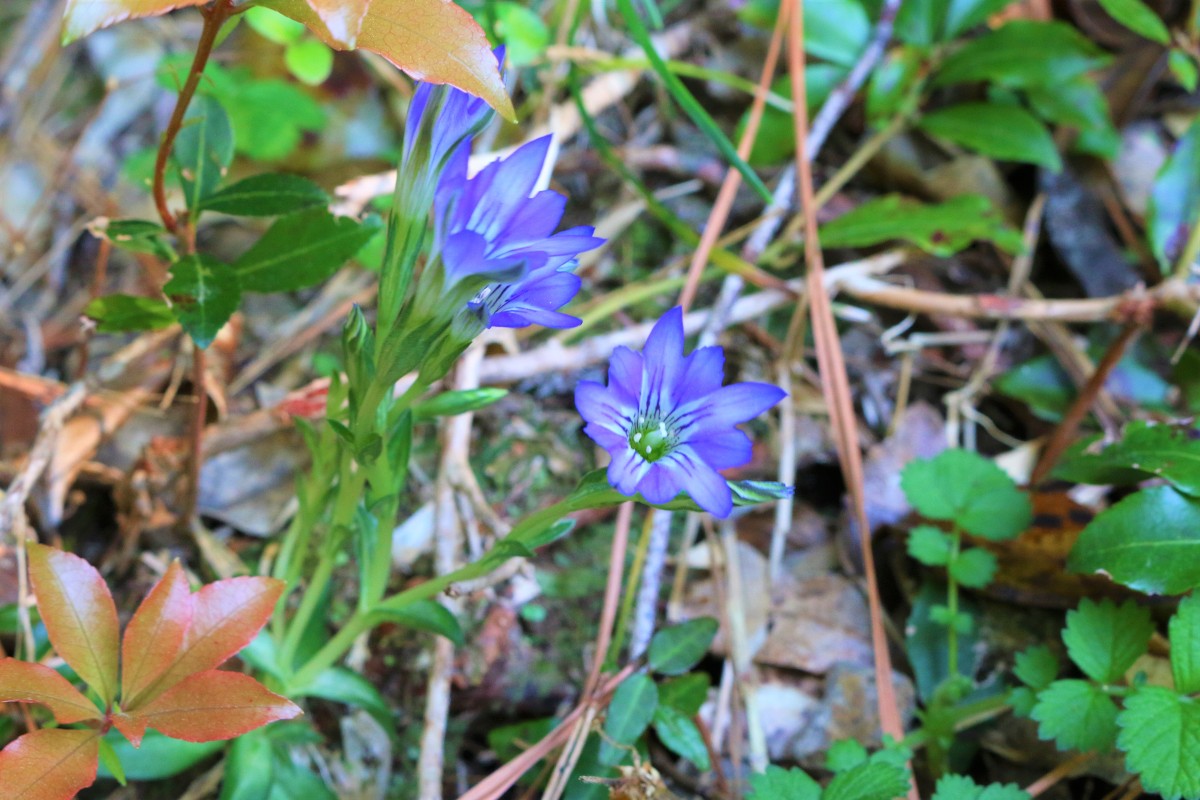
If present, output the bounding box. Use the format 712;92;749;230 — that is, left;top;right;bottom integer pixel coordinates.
0;658;102;724
901;449;1032;540
1013;645;1059;691
1062;598;1153;684
0;728;101;800
949;548;998;589
27;544;121;707
1118;686;1200;800
1032;679;1119;752
748;765;821;800
908;525;952;566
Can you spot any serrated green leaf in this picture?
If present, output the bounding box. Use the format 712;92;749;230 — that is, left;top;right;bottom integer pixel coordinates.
1148;118;1200;273
84;295;175;333
949;548;997;589
1118;687;1200;800
657;673;709;716
1171;595;1200;693
173;95;234;212
648;618;718;676
901;449;1032;540
932;773;1031;800
164;254;241;349
1068;486;1200;595
1032;680;1119;752
824;760;912;800
908;525;953;566
918;103;1062;171
935;21;1110;88
651;705;709;770
820;195;1024;257
1055;422;1200;497
1014;645;1059;690
748;765;822;800
234;208;381;293
200;173;329;217
600;674;658;765
1095;0;1170;42
1062;599;1154;683
826;739;869;771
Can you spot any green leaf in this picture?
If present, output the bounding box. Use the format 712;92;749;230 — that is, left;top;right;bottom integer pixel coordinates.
372;600;464;646
826;739;869;771
412;388;509;420
1055;422;1200;497
164;254;242;349
294;667;397;742
820;194;1024;257
1169;50;1199;92
1024;77;1116;137
748;765;822;800
737;69;844;166
1068;486;1200;595
804;0;870;67
935;21;1110;88
907;582;980;698
1148;118;1200;273
1095;0;1170;42
220;730;275;800
599;674;658;765
1032;679;1120;752
245;6;306;43
284;38;334;85
1014;645;1059;690
200;173;329;217
651;705;709;770
173;94;235;212
657;673;710;716
83;295;175;333
494;2;549;67
98;729;223;781
648;618;718;676
234;208;381;293
893;0;951;47
942;0;1020;39
1118;687;1200;800
824;761;912;800
901;449;1032;541
94;219;176;260
98;736;125;786
908;525;953;566
1171;595;1200;693
932;774;1031;800
1062;599;1154;683
918;103;1062;171
949;548;997;589
866;47;924;126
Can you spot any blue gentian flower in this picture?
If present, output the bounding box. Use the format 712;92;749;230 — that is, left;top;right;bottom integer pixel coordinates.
469;263;584;329
575;307;786;518
433;134;604;308
403;47;506;171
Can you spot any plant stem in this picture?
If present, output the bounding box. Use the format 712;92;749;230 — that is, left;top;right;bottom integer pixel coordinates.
1172;211;1200;281
177;346;208;535
947;528;962;679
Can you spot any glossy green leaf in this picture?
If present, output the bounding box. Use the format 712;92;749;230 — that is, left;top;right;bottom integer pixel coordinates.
84;295;175;333
1055;422;1200;497
372;599;464;646
599;674;658;765
1148;118;1200;273
1062;599;1153;683
652;705;709;770
942;0;1020;39
173;95;234;212
749;765;822;800
200;173;329;217
1118;687;1200;799
1096;0;1169;42
908;525;953;567
901;449;1032;541
234;209;380;293
1171;595;1200;693
657;673;709;716
648;618;718;676
1169;50;1199;92
820;194;1024;256
245;6;306;43
1032;679;1119;751
935;21;1109;88
918;103;1062;171
1068;486;1200;595
412;388;509;419
1013;645;1058;690
164;254;242;349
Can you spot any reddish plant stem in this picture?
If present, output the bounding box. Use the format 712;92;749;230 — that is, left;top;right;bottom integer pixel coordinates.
179;347;209;533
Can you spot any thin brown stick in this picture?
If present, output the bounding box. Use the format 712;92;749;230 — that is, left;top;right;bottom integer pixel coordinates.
787;0;908;767
1024;752;1094;798
178;346;208;533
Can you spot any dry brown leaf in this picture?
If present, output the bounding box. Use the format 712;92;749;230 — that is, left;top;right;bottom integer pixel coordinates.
62;0;207;44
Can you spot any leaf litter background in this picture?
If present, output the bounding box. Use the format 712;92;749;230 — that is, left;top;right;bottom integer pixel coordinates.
0;0;1199;797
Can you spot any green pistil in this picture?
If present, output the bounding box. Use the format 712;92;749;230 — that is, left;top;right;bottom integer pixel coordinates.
629;418;675;463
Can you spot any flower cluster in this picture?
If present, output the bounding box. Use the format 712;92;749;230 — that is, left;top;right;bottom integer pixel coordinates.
576;308;786;518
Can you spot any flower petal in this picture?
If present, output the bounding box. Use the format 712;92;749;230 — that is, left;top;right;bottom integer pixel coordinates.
668;446;734;518
467;136;552;240
609;346;644;400
575;381;633;435
636;462;685;505
685;429;753;470
679;382;786;434
608;447;652;496
675;345;726;408
641;307;686;414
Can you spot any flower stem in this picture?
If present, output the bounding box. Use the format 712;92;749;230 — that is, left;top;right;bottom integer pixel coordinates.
947;526;962;679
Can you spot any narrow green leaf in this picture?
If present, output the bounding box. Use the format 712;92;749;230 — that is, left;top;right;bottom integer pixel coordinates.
942;0;1021;39
164;254;242;349
84;295;175;333
1147;118;1200;273
648;618;718;676
371;599;464;646
412;388;509;420
1170;595;1200;693
94;219;176;260
1062;599;1154;683
173;94;235;212
652;705;710;770
1095;0;1170;42
934;21;1110;88
234;208;381;293
918;103;1062;171
1032;679;1119;751
1055;422;1200;497
200;173;329;216
219;730;275;800
820;194;1024;256
599;674;658;765
1118;687;1200;799
98;737;125;787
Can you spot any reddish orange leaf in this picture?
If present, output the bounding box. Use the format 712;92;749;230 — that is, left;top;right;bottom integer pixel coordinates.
120;561;192;705
128;670;301;742
261;0;514;119
0;728;100;800
0;659;101;724
111;712;147;748
130;576;283;705
307;0;371;48
27;544;120;707
61;0;207;44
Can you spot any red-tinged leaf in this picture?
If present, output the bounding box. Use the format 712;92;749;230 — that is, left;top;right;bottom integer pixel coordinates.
111;712;147;748
128;670;301;742
26;544;120;707
0;728;100;800
130;576;284;706
261;0;514;119
307;0;371;48
121;561;192;704
0;659;101;724
61;0;207;44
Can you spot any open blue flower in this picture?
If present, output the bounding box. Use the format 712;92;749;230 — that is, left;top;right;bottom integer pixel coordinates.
575;307;786;518
433;134;604;300
469;262;583;329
